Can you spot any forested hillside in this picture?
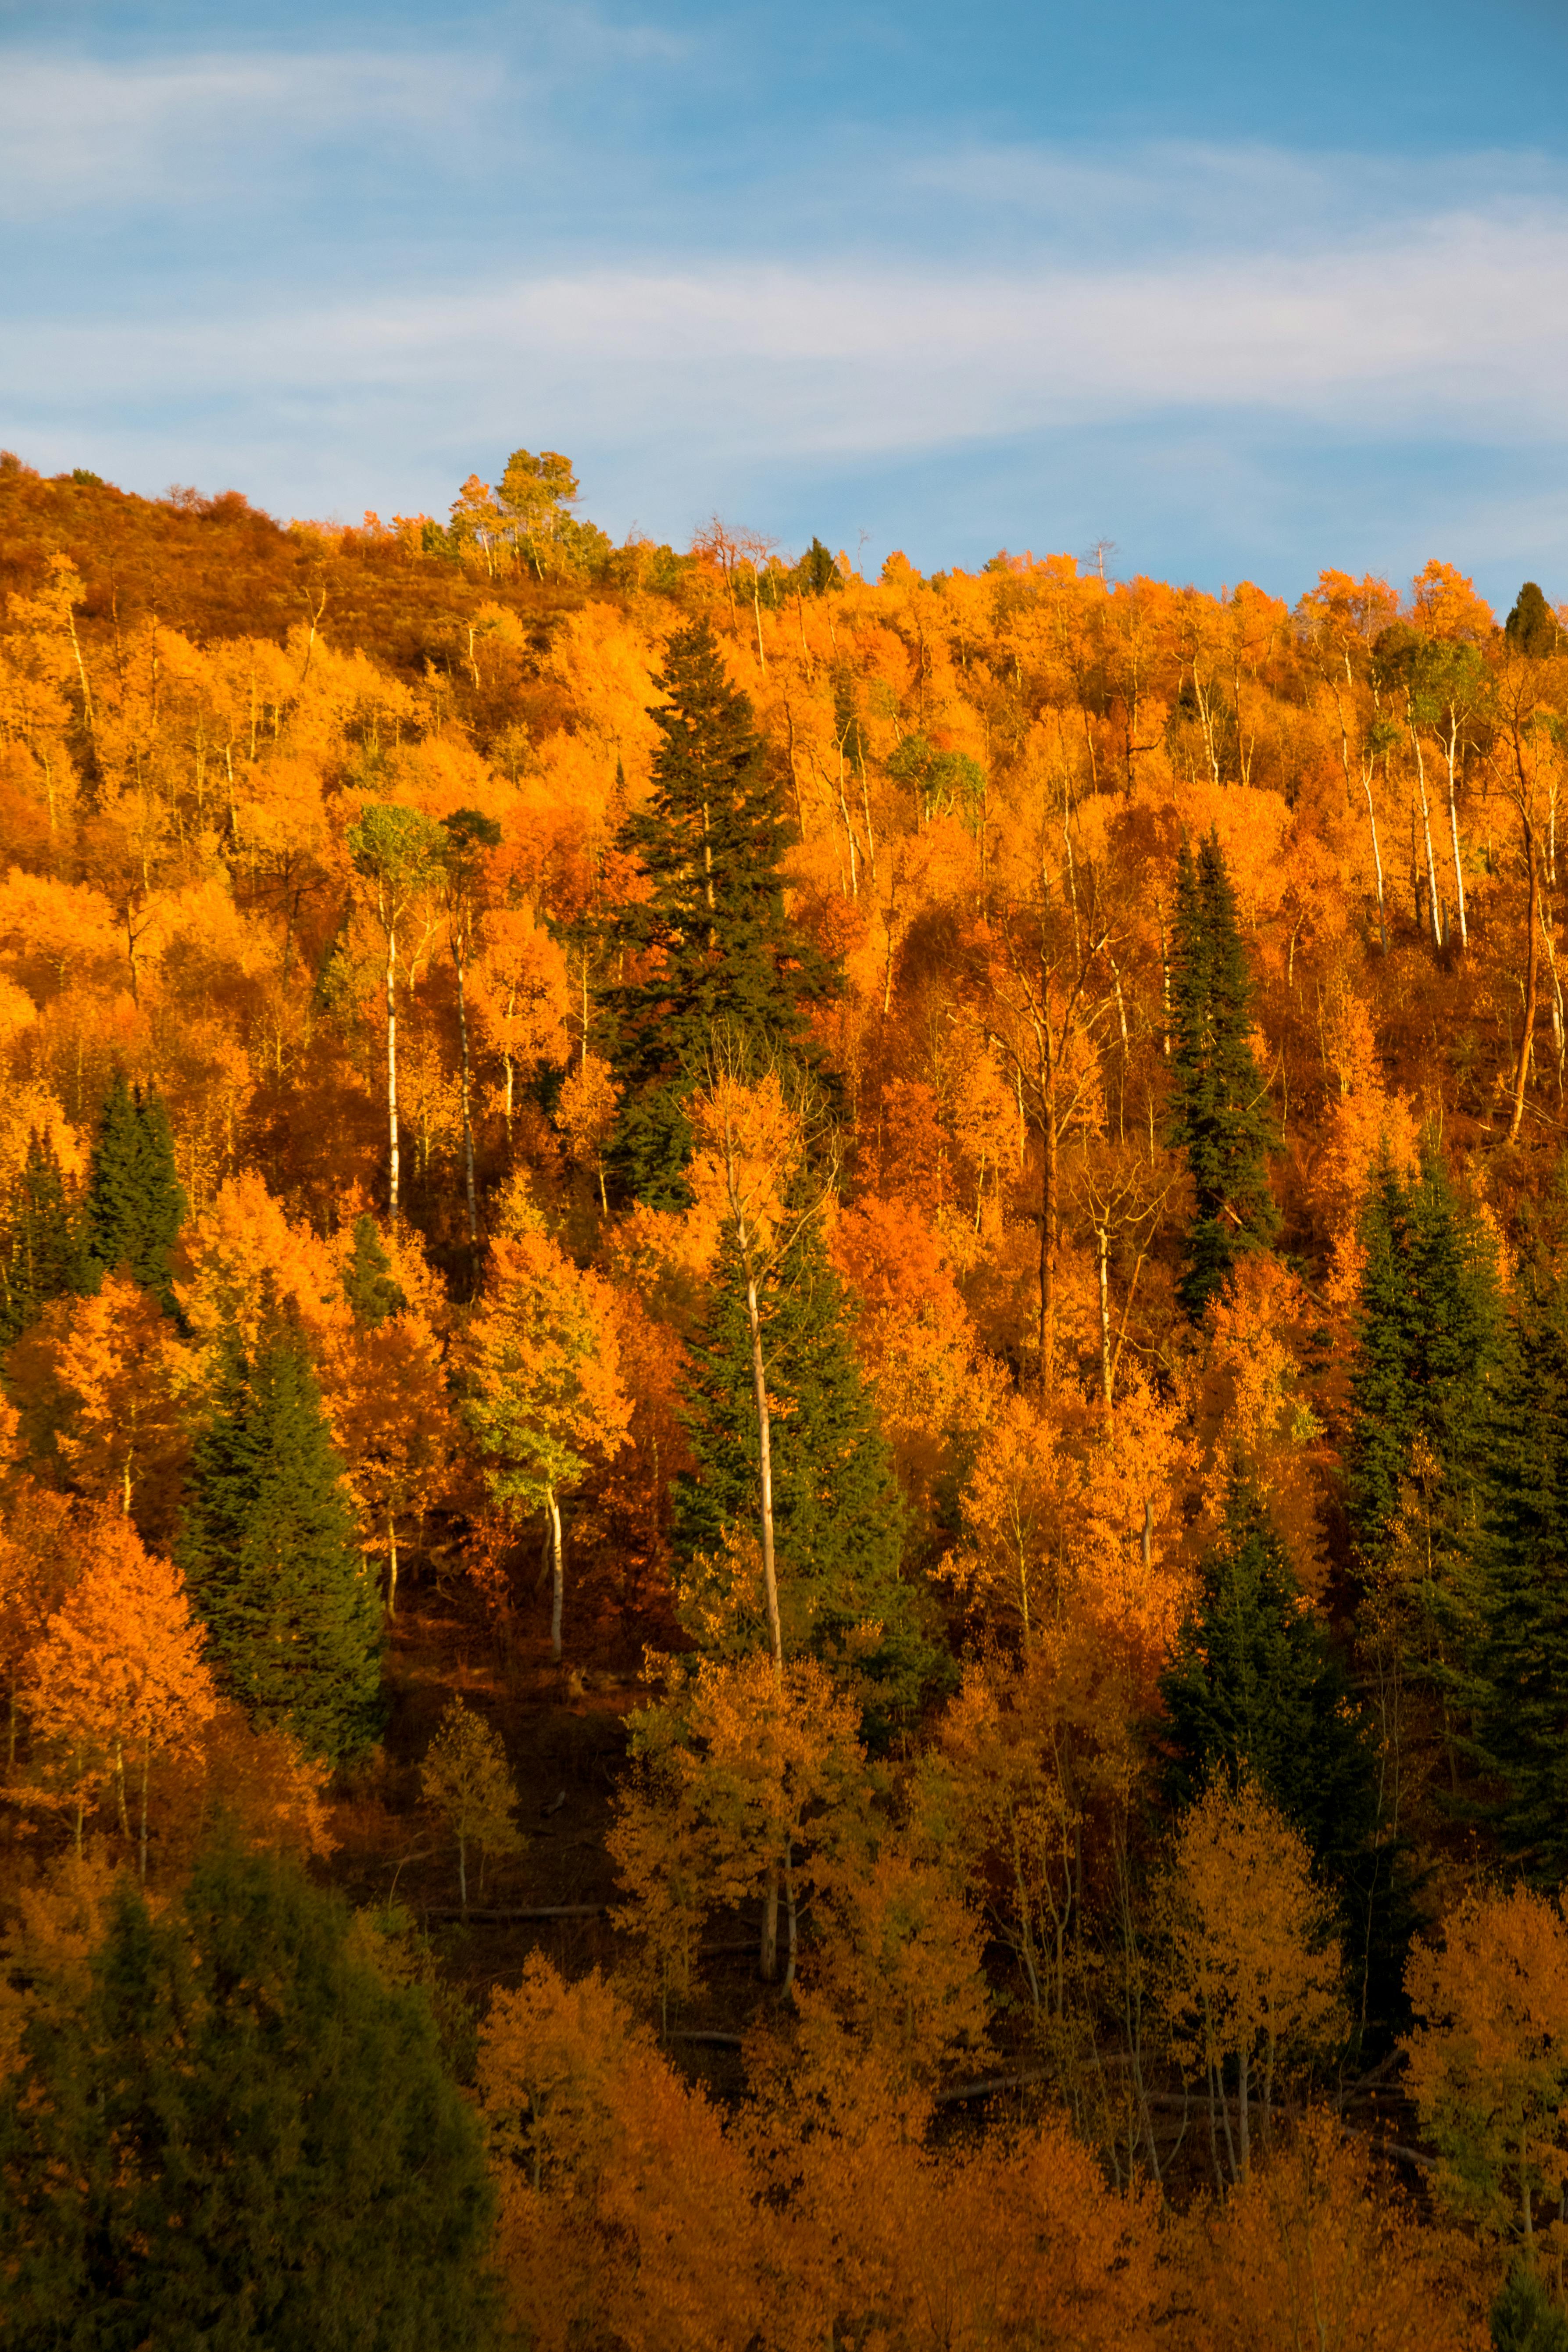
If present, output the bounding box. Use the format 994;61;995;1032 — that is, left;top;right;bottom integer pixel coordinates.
2;442;1568;2345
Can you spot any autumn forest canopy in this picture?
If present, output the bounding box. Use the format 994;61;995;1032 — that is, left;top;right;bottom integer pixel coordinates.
6;445;1568;2346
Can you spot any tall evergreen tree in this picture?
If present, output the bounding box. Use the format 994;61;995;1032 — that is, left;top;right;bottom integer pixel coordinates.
0;1131;79;1344
675;1215;931;1723
342;1212;406;1328
179;1313;382;1761
1475;1289;1568;1885
1346;1140;1500;1739
0;1845;499;2348
1505;580;1559;660
1159;1477;1399;2017
605;619;836;1206
1165;833;1279;1317
81;1070;186;1308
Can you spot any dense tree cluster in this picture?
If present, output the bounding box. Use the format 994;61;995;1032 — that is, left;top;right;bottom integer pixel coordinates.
4;444;1568;2338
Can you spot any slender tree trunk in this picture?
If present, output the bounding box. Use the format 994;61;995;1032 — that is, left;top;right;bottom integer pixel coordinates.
139;1735;150;1883
1409;722;1444;948
546;1483;564;1663
386;1510;399;1618
761;1862;779;1984
1238;2047;1250;2182
458;1828;468;1914
1508;815;1540;1145
1445;736;1469;949
455;933;478;1242
1363;771;1389;951
113;1740;131;1843
1097;1222;1112;1408
743;1266;783;1677
385;918;400;1215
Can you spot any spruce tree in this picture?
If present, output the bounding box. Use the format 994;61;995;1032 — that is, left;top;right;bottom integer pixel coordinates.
1346;1141;1500;1723
675;1215;931;1723
179;1313;382;1762
1475;1291;1568;1884
1161;1479;1376;1879
1159;1478;1402;2020
81;1069;186;1308
1165;833;1279;1317
0;1846;499;2348
606;619;836;1206
0;1131;79;1344
343;1212;406;1327
1506;580;1559;660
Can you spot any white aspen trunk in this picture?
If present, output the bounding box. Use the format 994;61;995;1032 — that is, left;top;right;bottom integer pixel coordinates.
385;915;400;1216
455;930;477;1242
1097;1223;1112;1408
744;1264;783;1676
1362;770;1389;951
547;1483;564;1663
1443;718;1469;948
1409;721;1444;947
386;1510;399;1618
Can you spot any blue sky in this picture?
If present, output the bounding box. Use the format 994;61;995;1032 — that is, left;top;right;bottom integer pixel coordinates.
4;0;1568;604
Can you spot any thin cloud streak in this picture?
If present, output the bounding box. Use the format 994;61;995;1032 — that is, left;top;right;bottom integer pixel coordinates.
8;202;1567;464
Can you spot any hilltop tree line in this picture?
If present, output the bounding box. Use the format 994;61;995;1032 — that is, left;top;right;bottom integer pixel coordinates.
4;446;1568;2341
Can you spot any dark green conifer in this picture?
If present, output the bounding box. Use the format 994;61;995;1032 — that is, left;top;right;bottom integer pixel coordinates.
179;1312;382;1761
606;619;836;1206
1346;1142;1500;1712
1165;833;1279;1317
0;1845;499;2348
343;1213;406;1327
1159;1477;1403;2022
1476;1290;1568;1884
0;1132;79;1344
675;1215;930;1721
81;1069;186;1308
1506;581;1558;659
1160;1478;1376;1878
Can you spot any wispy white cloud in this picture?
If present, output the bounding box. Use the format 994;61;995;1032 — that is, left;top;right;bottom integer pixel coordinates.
10;193;1565;463
0;50;487;216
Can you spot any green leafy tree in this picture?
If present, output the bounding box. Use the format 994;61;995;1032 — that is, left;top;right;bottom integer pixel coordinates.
0;1131;79;1343
179;1313;383;1762
421;1695;524;1912
496;447;580;579
1165;833;1279;1317
81;1070;186;1308
347;803;444;1219
605;618;836;1207
675;1212;929;1726
0;1845;498;2349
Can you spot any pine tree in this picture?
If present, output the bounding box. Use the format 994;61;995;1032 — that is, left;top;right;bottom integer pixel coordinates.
1158;1478;1400;2018
0;1845;499;2348
1346;1141;1500;1742
1506;580;1559;660
0;1131;79;1344
605;618;836;1206
179;1313;383;1762
343;1212;406;1327
1476;1292;1568;1885
1165;833;1279;1317
81;1070;186;1309
675;1215;931;1723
